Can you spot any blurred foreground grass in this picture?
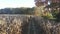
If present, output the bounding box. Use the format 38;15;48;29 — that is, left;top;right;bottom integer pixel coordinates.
0;14;60;34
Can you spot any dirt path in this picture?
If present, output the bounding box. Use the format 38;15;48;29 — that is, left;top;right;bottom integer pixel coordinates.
27;17;39;34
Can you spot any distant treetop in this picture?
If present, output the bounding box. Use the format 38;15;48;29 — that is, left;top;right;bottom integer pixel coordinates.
34;0;60;7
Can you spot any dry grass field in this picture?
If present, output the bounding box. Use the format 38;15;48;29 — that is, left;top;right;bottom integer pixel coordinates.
0;14;31;34
0;14;60;34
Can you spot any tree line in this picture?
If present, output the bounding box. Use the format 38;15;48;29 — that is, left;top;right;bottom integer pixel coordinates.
0;7;35;15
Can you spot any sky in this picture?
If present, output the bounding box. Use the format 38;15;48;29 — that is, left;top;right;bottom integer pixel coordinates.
0;0;35;9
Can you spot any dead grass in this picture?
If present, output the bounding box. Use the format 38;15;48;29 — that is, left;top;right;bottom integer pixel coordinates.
0;16;60;34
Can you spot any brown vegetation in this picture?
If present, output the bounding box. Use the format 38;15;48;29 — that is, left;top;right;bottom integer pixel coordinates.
0;15;60;34
0;15;30;34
